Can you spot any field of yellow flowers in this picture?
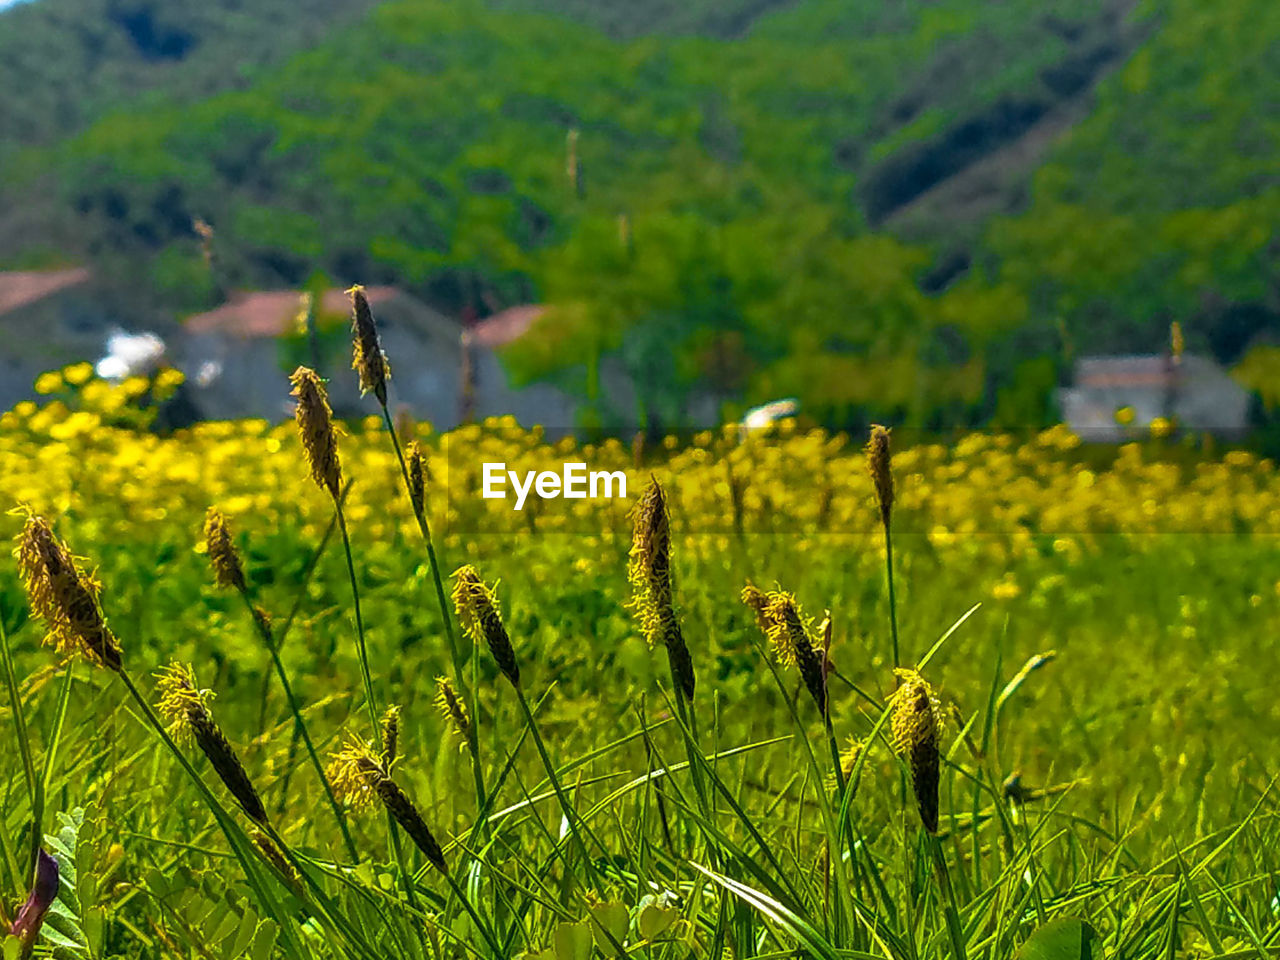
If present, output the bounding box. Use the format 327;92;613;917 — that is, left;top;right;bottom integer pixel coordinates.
2;350;1280;957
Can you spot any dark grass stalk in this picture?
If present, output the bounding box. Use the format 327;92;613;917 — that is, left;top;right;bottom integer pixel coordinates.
824;715;845;795
234;588;357;861
377;404;489;818
441;870;504;959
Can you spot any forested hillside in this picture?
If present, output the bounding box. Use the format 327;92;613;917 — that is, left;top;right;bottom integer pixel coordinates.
0;0;1275;429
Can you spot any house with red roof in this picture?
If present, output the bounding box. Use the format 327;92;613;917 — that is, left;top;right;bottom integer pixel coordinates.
1058;354;1249;440
181;289;580;428
0;267;115;410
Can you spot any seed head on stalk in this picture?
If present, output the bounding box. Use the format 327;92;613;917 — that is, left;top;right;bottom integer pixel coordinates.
628;478;695;699
890;668;942;833
866;424;893;529
761;590;826;714
407;441;426;518
740;583;771;635
380;704;401;770
14;511;122;672
327;736;447;872
434;676;471;744
289;366;342;499
839;736;864;784
203;507;246;592
348;285;390;405
451;565;519;686
252;830;301;894
155;662;269;825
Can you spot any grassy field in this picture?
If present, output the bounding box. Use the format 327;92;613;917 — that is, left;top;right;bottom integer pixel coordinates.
2;361;1280;957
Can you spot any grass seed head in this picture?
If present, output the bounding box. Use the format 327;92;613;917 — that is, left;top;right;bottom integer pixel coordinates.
664;622;696;700
348;285;390;404
366;761;447;873
763;591;826;713
627;478;674;649
740;583;772;635
890;668;941;833
451;565;520;686
328;735;447;872
252;830;301;893
627;479;695;696
407;441;426;517
327;736;382;813
155;662;268;824
380;704;402;770
15;512;122;671
203;507;246;592
839;736;864;783
434;676;471;743
289;366;342;498
866;424;893;528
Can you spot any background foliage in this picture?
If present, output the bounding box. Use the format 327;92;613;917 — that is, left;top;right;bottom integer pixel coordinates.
1;0;1277;427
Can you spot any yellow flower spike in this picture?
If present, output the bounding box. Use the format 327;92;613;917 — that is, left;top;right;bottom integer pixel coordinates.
890;669;941;834
14;511;122;671
289;366;342;498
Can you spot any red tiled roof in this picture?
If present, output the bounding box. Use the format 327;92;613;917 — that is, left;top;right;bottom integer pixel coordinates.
185;286;399;338
0;267;92;316
469;304;545;348
1077;355;1181;388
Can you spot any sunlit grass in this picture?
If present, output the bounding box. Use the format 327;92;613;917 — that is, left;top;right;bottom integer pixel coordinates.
1;358;1279;957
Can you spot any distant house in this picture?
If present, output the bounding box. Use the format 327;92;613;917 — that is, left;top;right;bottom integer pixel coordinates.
0;267;114;410
182;288;580;428
1058;354;1250;440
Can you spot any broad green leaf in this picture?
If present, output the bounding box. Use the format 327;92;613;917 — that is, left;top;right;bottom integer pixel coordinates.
637;902;679;941
1015;918;1100;960
249;919;279;960
589;901;629;951
553;920;593;960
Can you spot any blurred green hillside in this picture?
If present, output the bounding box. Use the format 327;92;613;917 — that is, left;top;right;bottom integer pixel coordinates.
0;0;1276;429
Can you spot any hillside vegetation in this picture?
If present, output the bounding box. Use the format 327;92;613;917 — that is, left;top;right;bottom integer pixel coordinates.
1;0;1276;429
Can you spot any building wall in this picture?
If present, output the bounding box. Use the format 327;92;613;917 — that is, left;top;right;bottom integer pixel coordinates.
0;292;118;411
1059;355;1250;440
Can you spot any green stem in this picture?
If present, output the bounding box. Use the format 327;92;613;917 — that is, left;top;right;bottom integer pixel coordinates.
113;669;323;959
927;834;969;960
825;716;846;795
236;588;357;861
884;520;899;670
333;500;380;734
512;685;603;890
378;404;489;819
0;614;40;884
331;497;424;921
443;871;504;959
